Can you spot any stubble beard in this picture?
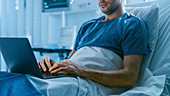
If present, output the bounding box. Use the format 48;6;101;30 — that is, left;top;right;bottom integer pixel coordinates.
101;4;120;15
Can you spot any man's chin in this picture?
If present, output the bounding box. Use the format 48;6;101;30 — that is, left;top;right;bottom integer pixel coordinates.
101;9;112;15
102;11;111;15
101;10;107;14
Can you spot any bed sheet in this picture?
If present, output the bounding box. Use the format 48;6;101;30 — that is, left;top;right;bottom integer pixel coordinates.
110;68;165;96
28;46;166;96
28;47;129;96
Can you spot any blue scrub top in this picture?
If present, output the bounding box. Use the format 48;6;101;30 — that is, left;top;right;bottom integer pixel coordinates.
74;13;151;59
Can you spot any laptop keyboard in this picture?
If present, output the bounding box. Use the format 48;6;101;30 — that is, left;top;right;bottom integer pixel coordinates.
42;71;53;77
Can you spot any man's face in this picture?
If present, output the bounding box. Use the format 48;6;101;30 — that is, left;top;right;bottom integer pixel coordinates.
98;0;121;15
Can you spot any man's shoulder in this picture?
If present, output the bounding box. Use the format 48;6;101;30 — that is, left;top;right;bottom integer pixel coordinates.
122;13;144;24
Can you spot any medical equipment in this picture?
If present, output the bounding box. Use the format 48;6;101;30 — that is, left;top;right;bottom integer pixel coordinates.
42;0;70;12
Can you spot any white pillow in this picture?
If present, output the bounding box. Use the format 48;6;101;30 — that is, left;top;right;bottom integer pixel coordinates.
125;2;159;71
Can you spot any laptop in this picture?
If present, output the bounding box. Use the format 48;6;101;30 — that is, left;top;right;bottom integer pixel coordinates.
0;37;76;79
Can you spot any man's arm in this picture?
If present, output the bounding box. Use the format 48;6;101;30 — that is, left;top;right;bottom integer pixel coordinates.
67;49;76;59
77;54;143;86
49;54;143;87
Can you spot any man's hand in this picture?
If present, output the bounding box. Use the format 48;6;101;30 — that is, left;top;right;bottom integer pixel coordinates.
38;57;68;72
38;57;80;75
38;50;77;73
49;60;81;75
37;57;53;72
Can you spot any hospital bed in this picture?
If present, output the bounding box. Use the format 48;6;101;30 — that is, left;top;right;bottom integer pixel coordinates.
123;0;170;95
28;0;170;95
1;0;170;96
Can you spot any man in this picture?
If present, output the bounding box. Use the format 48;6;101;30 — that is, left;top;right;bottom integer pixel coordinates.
38;0;150;87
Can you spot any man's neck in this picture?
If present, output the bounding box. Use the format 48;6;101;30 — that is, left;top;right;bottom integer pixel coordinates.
101;5;126;22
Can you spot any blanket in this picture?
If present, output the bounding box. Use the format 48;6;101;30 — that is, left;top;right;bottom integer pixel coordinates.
28;46;165;96
0;71;43;96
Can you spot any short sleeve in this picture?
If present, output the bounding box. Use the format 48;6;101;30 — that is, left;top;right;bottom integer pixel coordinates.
73;25;85;50
122;18;151;56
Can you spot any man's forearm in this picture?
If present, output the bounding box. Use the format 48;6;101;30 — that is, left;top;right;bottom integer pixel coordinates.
73;55;142;87
75;67;137;87
68;49;76;59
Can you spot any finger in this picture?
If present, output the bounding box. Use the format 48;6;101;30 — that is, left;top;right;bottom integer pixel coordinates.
50;58;56;65
51;67;67;74
45;57;52;69
40;59;47;72
49;63;59;71
37;61;41;69
49;63;66;71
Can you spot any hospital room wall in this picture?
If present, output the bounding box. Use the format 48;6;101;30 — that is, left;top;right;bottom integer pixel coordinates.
0;0;100;46
0;0;100;71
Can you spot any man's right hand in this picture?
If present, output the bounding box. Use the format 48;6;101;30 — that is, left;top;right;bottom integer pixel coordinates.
37;56;68;72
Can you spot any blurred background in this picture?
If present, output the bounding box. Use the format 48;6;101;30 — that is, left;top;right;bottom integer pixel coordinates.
0;0;155;71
